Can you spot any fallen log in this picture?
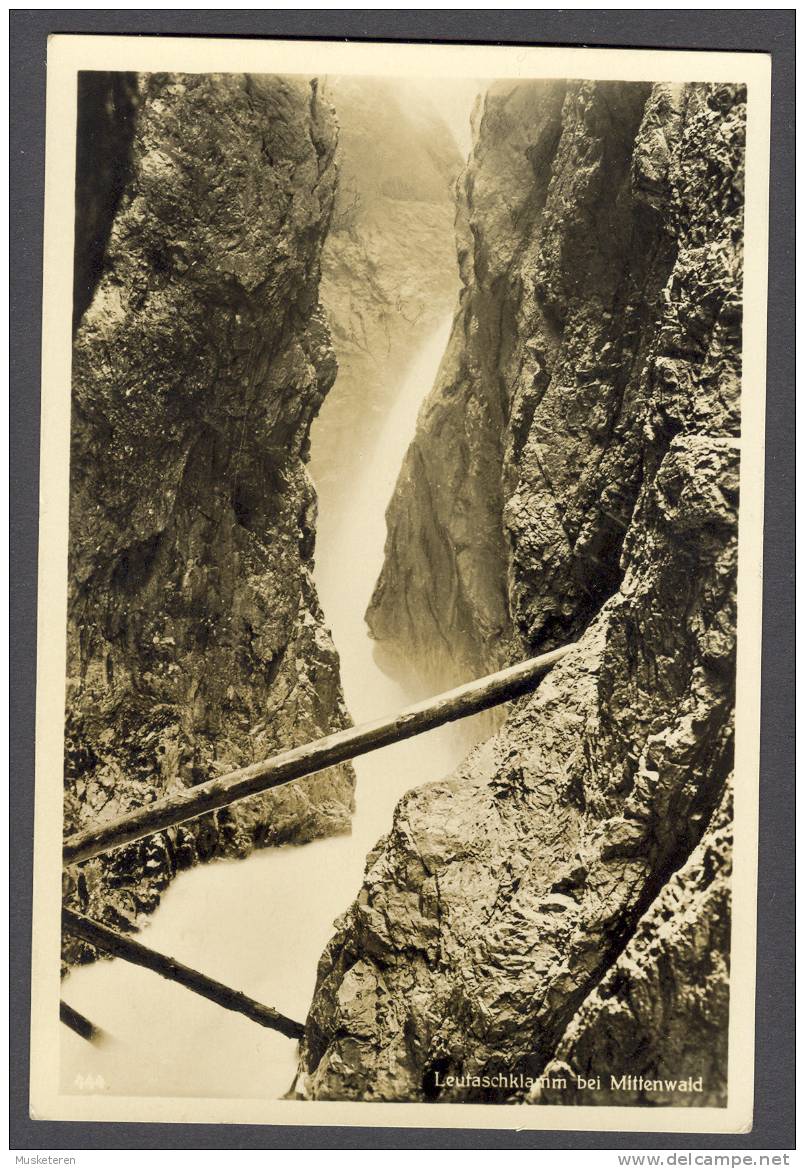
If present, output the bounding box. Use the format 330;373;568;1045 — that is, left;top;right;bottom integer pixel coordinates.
59;999;103;1042
63;644;573;867
62;908;305;1040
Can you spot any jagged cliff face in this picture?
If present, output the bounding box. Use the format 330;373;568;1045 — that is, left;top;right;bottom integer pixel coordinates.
298;80;743;1104
369;81;686;688
309;78;463;509
535;782;733;1107
64;73;354;953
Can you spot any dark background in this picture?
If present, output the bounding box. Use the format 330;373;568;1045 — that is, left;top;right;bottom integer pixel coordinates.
9;8;796;1152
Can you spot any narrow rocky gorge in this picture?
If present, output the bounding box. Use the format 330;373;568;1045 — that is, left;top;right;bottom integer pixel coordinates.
62;70;743;1110
299;80;744;1105
64;72;355;958
309;77;463;512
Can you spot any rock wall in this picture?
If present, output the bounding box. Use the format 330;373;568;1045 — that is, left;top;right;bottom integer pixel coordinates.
535;782;732;1108
297;80;744;1104
63;73;354;956
308;78;463;514
72;72;140;331
368;81;682;689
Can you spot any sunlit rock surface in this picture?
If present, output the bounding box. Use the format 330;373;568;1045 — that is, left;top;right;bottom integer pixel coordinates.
64;73;354;957
299;81;744;1104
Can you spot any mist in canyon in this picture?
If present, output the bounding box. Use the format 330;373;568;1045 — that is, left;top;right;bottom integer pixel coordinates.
60;71;740;1112
61;75;483;1100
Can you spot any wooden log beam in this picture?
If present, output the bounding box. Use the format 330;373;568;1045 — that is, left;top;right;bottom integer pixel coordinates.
62;908;305;1040
63;644;573;867
60;999;103;1042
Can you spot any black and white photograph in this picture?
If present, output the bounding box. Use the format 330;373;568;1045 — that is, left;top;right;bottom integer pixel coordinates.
28;35;771;1133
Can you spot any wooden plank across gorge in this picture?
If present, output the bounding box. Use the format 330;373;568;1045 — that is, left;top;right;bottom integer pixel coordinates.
62;644;573;867
59;999;103;1042
62;908;305;1040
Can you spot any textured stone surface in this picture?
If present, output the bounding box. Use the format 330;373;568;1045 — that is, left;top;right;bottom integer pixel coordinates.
367;79;676;687
298;81;744;1104
534;782;732;1108
64;73;354;957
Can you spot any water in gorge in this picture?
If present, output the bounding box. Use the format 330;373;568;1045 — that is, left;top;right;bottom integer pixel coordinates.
59;313;483;1101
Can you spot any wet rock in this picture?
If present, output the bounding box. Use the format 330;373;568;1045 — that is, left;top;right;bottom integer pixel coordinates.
298;81;744;1102
64;73;354;960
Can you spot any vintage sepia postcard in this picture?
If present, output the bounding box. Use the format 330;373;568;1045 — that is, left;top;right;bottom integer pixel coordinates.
30;34;771;1132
